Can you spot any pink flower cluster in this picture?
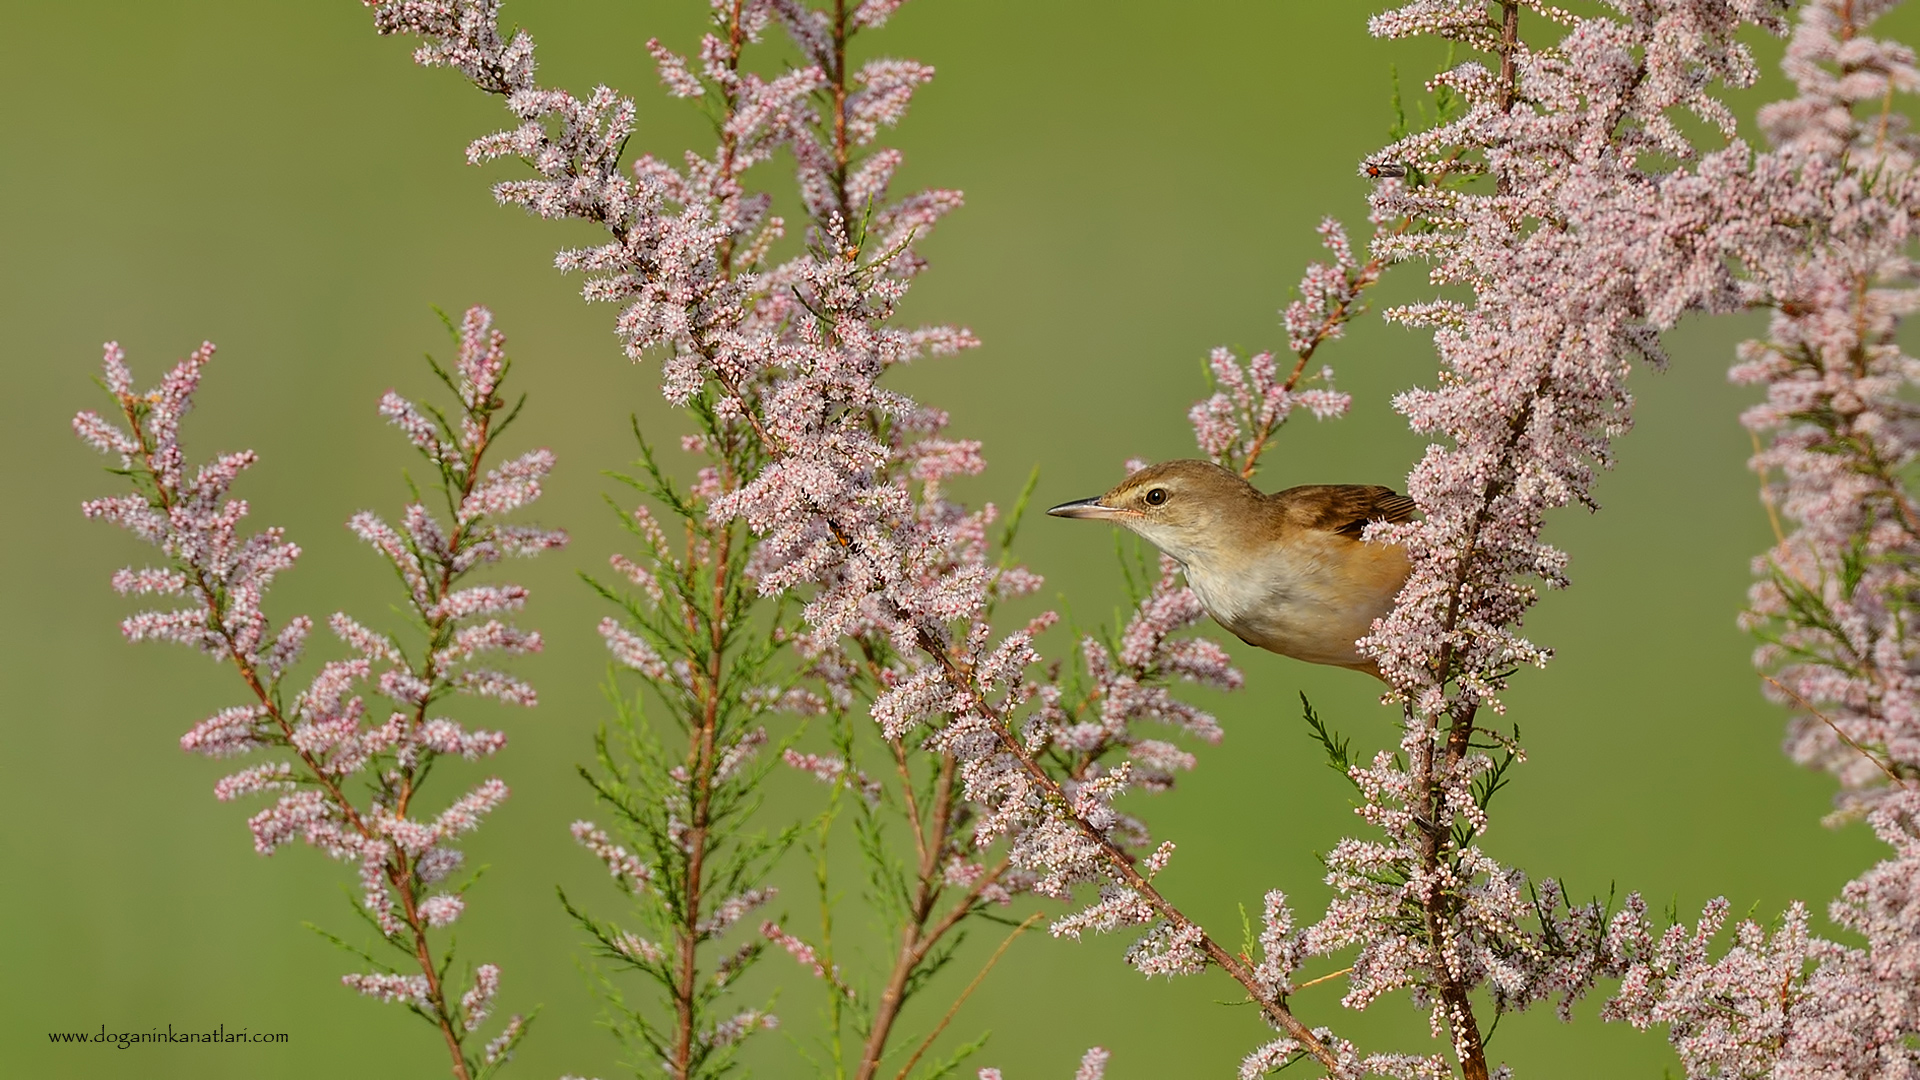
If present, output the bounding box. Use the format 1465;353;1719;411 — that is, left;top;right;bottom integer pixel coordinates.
761;919;854;998
1039;556;1236;789
1358;0;1789;707
781;747;883;806
360;0;1325;1067
76;307;557;1080
1606;791;1920;1075
975;1045;1109;1080
1257;0;1817;1074
331;0;1920;1076
1603;1;1920;1074
925;553;1242;932
363;6;1018;1069
1187;220;1365;480
1732;0;1920;818
1290;0;1920;1075
365;0;1002;695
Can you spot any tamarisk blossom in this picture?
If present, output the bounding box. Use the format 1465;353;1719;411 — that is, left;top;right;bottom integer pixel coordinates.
364;0;1363;1068
1178;0;1920;1074
1045;0;1803;1072
975;1046;1110;1080
1166;0;1804;1075
1190;220;1364;480
782;747;883;805
1594;1;1920;1074
360;3;991;1071
359;0;1331;1069
75;308;559;1080
760;919;855;998
1028;554;1236;810
347;0;1919;1074
361;0;986;684
1604;791;1920;1075
1733;0;1920;819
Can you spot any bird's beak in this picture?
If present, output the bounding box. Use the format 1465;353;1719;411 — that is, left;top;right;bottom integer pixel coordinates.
1047;496;1124;521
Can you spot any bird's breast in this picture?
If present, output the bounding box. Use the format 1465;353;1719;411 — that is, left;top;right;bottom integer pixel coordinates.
1183;535;1409;670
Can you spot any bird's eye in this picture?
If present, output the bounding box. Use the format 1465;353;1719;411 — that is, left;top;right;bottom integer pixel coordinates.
1144;488;1168;507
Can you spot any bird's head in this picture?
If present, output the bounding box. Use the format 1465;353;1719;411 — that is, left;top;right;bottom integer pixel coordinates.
1046;459;1262;566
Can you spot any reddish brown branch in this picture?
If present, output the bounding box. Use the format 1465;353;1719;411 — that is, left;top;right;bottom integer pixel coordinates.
890;912;1042;1080
117;392;483;1080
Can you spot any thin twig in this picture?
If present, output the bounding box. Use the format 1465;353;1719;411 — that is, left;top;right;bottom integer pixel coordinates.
1748;428;1787;547
1293;966;1354;991
890;913;1042;1080
1764;675;1910;786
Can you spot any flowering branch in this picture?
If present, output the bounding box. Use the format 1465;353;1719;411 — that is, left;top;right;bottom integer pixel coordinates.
358;2;1053;1074
1235;1;1801;1076
563;413;814;1078
1734;0;1920;818
356;3;1392;1076
1192;219;1364;480
360;0;1328;1070
1596;0;1920;1072
523;3;815;1074
74;307;561;1079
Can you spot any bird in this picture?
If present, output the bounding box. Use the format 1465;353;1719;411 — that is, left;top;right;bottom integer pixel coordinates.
1046;459;1416;679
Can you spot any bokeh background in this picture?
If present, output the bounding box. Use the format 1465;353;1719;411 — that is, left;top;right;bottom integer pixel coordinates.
4;1;1912;1077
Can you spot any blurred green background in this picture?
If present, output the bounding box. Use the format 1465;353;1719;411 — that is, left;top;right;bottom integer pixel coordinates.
4;1;1910;1077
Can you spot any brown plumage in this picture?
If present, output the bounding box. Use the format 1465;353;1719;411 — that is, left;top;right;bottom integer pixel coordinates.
1047;459;1416;679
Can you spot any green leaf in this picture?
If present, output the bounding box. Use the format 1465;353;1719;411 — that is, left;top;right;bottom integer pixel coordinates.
1300;693;1357;788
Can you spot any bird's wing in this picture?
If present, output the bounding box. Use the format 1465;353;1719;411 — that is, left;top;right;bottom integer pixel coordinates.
1274;484;1419;539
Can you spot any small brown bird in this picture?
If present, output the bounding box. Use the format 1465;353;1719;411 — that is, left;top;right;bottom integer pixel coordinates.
1047;459;1416;679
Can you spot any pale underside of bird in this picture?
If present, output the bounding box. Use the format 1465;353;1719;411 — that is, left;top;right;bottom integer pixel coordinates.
1047;459;1415;679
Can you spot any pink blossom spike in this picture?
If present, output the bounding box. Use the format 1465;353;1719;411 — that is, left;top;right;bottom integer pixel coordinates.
79;309;556;1073
460;964;500;1030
